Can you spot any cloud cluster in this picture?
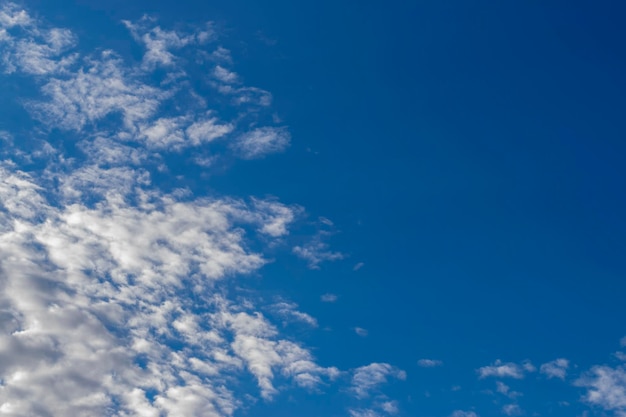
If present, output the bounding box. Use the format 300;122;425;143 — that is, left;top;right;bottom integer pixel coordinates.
0;4;396;416
0;3;76;75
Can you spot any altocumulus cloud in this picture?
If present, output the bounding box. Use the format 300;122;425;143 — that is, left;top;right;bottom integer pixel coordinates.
0;4;405;417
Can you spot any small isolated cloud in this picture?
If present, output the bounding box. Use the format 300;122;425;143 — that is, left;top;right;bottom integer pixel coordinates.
477;360;534;379
353;262;365;271
232;126;290;159
417;359;442;368
354;327;368;337
576;365;626;416
540;358;569;380
321;293;338;303
450;410;478;417
621;336;626;347
502;404;522;416
351;363;406;399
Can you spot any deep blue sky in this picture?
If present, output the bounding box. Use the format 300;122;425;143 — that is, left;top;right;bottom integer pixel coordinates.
5;1;626;416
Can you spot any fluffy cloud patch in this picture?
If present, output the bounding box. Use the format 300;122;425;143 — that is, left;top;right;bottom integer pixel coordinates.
477;360;535;380
540;358;569;380
576;365;626;416
31;52;165;131
232;127;291;159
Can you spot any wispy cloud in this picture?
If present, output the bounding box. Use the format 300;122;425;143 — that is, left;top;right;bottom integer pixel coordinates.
450;410;478;417
232;126;291;160
321;293;338;303
270;301;318;328
0;4;77;75
354;327;369;337
123;16;212;69
293;231;345;269
495;381;522;399
351;363;406;399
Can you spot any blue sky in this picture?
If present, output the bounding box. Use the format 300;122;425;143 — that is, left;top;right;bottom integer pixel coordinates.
1;1;626;416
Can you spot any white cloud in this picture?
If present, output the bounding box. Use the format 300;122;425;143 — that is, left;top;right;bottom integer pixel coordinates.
250;198;297;237
217;85;273;107
0;159;342;415
135;115;233;149
351;363;406;399
0;6;368;417
185;117;233;145
0;4;76;75
477;360;534;379
349;409;381;417
209;46;232;64
540;358;569;380
576;365;626;416
450;411;478;417
123;17;212;69
31;52;166;131
495;381;522;399
502;404;522;416
380;400;399;414
213;65;239;83
0;3;32;28
417;359;442;368
293;231;344;270
321;293;338;303
232;127;290;159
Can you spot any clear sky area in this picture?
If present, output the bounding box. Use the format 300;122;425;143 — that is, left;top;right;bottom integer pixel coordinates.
1;1;626;416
